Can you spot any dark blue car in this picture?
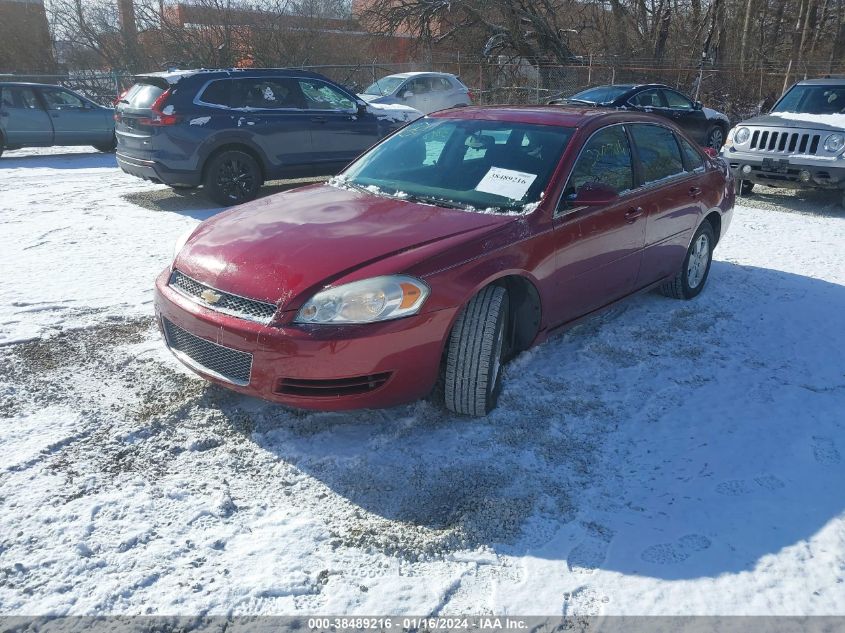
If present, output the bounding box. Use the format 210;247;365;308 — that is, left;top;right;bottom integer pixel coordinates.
115;69;422;205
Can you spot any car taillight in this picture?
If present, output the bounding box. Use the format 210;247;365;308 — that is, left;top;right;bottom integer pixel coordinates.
139;89;178;126
113;87;129;106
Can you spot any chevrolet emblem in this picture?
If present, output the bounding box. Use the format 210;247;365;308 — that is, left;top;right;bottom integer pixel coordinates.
200;289;222;305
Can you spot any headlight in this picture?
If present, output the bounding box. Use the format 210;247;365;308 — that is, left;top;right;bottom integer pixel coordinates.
172;226;195;261
295;275;429;324
733;127;750;145
823;133;845;153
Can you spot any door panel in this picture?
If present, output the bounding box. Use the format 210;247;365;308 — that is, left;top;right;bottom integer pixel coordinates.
549;124;646;326
659;89;709;142
39;88;110;145
297;78;380;168
628;123;703;286
227;78;313;175
1;86;53;146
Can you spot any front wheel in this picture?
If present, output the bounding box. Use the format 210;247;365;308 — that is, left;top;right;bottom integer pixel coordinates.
660;221;715;300
444;285;509;416
203;150;262;206
704;125;725;150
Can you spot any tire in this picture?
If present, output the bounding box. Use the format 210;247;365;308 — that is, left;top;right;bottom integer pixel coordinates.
444;285;509;416
739;180;754;195
660;221;715;300
704;125;726;150
93;133;117;153
203;150;262;206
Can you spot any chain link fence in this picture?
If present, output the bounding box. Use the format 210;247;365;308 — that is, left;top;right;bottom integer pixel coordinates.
5;58;843;122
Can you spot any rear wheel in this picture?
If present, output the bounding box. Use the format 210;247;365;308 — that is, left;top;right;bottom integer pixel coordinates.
704;125;725;150
444;285;509;416
739;180;754;195
203;150;262;206
660;221;715;300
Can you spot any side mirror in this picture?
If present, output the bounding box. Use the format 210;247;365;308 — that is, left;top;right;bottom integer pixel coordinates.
356;101;368;115
401;91;414;99
573;182;619;206
694;101;703;110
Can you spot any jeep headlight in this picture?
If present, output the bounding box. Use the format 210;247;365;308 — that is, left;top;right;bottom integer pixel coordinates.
823;133;845;153
295;275;430;324
733;127;751;145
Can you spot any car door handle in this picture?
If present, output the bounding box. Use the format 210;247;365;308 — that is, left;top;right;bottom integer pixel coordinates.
625;206;645;222
688;186;702;198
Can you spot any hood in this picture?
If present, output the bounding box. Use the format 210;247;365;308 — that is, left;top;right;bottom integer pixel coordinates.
174;184;515;309
736;112;845;132
366;101;422;123
702;106;729;123
357;93;382;103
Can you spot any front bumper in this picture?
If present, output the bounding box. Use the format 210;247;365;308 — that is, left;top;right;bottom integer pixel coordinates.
117;152;202;187
154;268;455;410
721;149;845;190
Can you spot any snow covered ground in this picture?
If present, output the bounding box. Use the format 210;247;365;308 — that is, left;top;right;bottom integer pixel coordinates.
1;147;844;616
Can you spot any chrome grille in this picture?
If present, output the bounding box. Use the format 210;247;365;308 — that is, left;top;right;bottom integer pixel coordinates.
169;270;277;323
162;318;252;385
747;128;821;155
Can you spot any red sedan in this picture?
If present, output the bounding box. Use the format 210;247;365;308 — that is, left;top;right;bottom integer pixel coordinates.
155;106;735;416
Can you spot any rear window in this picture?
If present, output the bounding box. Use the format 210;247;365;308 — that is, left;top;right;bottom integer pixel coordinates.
123;82;166;109
570;85;631;104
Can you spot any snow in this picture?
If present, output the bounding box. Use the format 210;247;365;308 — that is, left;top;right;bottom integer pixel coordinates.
770;112;845;128
2;147;845;616
366;102;423;123
161;105;175;115
189;116;212;126
702;107;729;122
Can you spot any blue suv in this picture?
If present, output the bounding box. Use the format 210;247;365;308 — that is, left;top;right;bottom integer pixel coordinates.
115;69;421;205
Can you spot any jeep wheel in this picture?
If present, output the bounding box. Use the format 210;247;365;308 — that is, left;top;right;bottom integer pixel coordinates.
204;150;262;206
739;180;754;195
705;125;725;150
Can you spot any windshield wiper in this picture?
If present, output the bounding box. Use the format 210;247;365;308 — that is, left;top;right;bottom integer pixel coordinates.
403;193;472;210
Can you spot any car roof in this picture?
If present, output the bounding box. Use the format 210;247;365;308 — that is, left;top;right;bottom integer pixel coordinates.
0;82;62;88
430;105;663;127
795;77;845;85
380;71;456;80
134;68;328;84
577;83;669;92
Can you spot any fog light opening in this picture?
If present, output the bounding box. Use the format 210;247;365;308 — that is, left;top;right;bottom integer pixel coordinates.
741;165;752;175
799;170;812;182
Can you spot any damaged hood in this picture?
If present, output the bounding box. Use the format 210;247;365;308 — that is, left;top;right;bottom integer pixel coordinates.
174;184;513;309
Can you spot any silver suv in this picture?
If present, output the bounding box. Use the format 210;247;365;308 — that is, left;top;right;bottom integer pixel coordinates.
721;77;845;207
358;72;471;115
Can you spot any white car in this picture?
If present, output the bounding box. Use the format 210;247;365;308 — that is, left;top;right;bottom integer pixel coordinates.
358;72;472;115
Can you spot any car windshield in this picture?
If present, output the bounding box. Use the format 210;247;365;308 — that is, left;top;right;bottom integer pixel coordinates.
568;85;631;104
362;76;407;96
339;118;574;212
772;84;845;114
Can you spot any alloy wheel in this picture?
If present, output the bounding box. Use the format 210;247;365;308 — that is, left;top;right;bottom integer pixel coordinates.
707;128;724;149
687;234;710;289
217;157;255;202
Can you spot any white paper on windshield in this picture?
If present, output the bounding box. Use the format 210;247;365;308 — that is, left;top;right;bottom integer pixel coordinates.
475;167;537;200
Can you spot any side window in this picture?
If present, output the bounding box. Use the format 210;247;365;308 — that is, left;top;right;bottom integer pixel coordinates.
431;77;451;92
629;89;664;108
630;124;685;184
2;87;40;109
199;80;230;107
564;125;633;201
230;79;303;109
662;90;694;110
406;78;431;95
679;136;705;172
298;80;355;111
42;89;85;109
